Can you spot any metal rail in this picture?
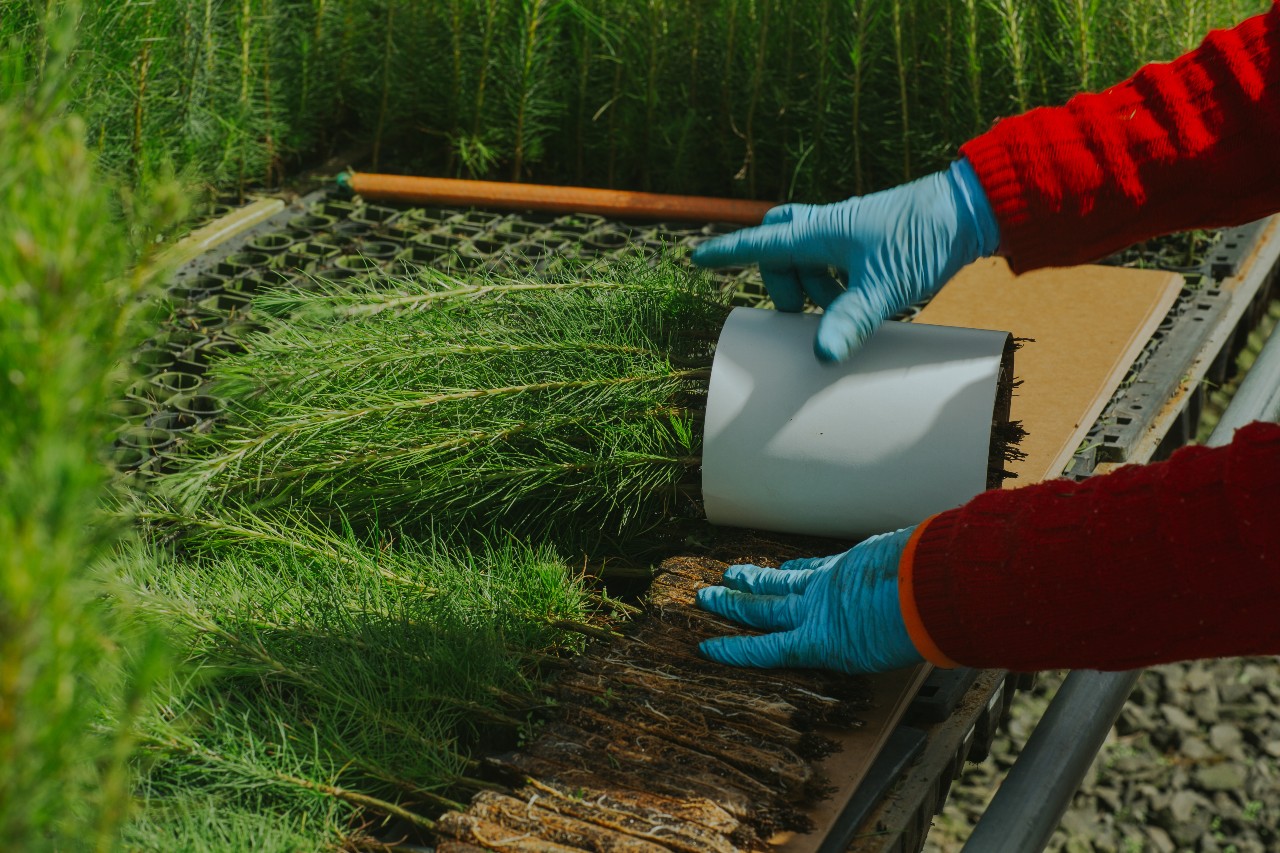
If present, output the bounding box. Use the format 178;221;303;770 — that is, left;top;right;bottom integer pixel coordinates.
962;221;1280;852
1210;311;1280;436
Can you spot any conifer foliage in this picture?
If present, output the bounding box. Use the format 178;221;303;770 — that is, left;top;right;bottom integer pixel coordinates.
166;260;727;544
6;1;1268;199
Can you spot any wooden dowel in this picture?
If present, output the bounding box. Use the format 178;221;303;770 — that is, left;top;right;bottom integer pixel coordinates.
343;172;775;225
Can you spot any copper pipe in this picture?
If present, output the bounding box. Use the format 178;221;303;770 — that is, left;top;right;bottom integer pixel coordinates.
341;172;776;225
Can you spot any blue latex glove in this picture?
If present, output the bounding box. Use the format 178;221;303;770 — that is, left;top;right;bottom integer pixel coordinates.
696;527;923;675
691;158;1000;363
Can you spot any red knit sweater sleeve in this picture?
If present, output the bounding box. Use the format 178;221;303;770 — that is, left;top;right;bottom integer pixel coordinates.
907;422;1280;671
959;3;1280;273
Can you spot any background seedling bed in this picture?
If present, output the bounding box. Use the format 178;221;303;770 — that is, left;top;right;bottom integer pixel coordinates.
7;1;1270;206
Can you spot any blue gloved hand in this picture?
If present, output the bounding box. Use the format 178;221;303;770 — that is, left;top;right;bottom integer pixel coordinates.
695;527;923;675
691;158;1000;363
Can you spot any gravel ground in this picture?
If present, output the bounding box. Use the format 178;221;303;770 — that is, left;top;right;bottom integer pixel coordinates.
924;658;1280;853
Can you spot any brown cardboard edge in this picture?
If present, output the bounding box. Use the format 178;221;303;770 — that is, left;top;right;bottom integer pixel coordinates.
769;664;933;852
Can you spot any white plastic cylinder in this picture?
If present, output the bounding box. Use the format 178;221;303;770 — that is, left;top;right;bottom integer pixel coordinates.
701;307;1010;540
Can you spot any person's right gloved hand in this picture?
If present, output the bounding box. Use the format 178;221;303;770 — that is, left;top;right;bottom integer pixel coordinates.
695;527;926;675
691;158;1000;363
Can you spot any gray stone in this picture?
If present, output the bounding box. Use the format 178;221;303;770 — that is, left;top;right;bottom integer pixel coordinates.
1156;664;1186;697
1210;723;1243;752
1137;783;1170;814
1222;680;1253;704
1146;825;1177;853
1194;762;1246;792
1119;703;1156;736
1213;789;1242;812
1170;789;1202;823
1170;818;1205;849
1161;703;1199;733
1182;736;1214;760
1112;753;1156;775
1192;687;1221;723
1058;808;1097;839
1263;740;1280;758
1093;785;1122;813
1242;663;1268;685
1091;831;1119;853
1186;665;1215;692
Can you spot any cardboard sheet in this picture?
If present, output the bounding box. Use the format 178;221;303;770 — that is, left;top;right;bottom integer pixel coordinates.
917;258;1184;482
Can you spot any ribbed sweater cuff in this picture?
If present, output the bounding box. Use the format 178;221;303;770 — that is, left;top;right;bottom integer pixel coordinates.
958;125;1045;275
903;507;969;666
898;514;960;668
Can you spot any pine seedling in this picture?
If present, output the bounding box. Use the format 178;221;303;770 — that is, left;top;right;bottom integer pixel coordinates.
163;258;725;546
716;0;742;188
740;0;773;196
800;0;835;200
0;14;179;846
505;0;568;180
568;0;601;183
115;508;596;845
665;0;706;192
961;0;984;134
846;0;882;195
1047;0;1101;93
640;0;664;192
889;0;912;180
460;0;504;177
988;0;1031;112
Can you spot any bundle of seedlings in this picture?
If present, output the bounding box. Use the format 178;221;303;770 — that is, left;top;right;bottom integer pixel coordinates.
134;253;1031;846
115;505;606;850
162;257;1021;550
162;258;722;545
434;533;878;853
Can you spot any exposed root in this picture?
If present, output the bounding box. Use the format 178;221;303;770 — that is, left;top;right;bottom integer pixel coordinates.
438;537;874;851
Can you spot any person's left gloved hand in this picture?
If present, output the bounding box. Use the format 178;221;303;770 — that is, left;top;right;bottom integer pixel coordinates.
691;158;1000;363
696;527;924;675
